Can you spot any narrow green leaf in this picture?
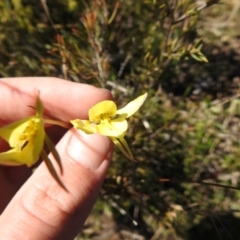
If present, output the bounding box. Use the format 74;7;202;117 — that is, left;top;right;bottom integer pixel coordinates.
41;150;68;191
44;133;63;174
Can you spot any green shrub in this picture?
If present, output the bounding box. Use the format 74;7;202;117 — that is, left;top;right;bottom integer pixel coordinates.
3;0;240;239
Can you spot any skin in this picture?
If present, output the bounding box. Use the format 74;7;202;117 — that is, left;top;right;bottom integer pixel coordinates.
0;77;114;240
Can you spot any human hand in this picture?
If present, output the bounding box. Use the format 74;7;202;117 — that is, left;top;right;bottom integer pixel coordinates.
0;77;113;240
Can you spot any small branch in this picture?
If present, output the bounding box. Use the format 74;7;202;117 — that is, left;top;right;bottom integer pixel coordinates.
173;1;219;24
159;178;240;191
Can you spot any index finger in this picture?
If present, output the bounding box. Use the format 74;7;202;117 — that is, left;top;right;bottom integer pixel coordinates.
0;77;112;125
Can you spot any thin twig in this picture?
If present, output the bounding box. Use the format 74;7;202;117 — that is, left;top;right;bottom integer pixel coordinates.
173;1;219;24
159;178;240;191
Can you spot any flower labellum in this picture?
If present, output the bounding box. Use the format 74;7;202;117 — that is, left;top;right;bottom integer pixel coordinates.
71;93;147;161
0;96;66;190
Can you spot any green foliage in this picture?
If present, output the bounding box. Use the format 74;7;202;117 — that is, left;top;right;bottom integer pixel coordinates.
2;0;240;239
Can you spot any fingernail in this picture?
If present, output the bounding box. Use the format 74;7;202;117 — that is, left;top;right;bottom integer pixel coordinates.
67;130;111;171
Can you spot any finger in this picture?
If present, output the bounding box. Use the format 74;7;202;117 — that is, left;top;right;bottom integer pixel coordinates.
0;77;111;153
0;129;113;240
0;77;112;124
0;166;31;214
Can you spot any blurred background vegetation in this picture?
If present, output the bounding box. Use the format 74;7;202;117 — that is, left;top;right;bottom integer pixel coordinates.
1;0;240;239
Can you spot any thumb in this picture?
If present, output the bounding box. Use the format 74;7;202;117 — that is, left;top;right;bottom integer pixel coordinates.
0;129;113;240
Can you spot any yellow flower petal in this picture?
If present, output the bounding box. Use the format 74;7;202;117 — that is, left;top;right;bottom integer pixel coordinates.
89;100;117;122
0;149;29;166
0;120;45;166
95;118;128;137
26;123;45;166
71;119;95;134
0;118;31;144
116;92;148;118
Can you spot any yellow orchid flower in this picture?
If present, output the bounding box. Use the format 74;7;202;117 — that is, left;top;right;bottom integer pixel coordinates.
71;93;147;161
0;96;66;190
